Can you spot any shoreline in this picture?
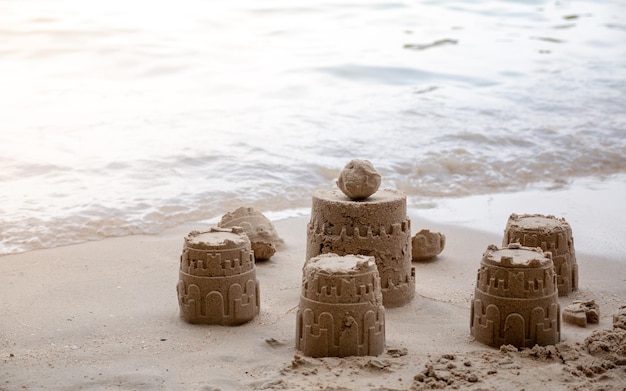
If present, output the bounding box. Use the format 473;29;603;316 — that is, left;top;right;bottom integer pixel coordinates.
2;197;625;390
414;174;626;261
3;174;625;260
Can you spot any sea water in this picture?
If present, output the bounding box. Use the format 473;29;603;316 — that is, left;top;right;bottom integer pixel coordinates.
1;0;625;255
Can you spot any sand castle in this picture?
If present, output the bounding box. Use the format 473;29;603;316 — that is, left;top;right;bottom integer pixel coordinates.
305;160;415;307
174;163;580;357
296;253;385;357
176;227;260;325
336;159;381;200
503;213;578;296
470;244;560;348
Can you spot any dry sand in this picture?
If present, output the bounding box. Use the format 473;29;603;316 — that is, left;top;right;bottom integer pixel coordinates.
1;209;626;390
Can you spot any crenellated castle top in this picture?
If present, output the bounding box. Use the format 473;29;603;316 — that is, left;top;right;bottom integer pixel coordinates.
181;248;255;277
180;227;255;277
504;214;574;252
309;220;410;238
476;244;557;299
302;254;383;304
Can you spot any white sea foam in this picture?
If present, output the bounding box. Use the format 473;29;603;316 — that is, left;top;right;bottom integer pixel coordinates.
1;0;625;254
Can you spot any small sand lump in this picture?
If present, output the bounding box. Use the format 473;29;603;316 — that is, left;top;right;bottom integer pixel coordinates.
613;305;626;329
562;300;600;328
218;207;283;261
412;229;446;261
336;159;381;200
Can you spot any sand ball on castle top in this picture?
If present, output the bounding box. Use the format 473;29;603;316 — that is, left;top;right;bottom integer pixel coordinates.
336;159;381;200
218;206;283;261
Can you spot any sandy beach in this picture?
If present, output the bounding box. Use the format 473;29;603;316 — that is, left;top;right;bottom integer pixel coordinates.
2;1;625;389
2;188;626;391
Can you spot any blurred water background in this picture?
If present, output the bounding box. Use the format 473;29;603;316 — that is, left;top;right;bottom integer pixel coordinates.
1;0;625;255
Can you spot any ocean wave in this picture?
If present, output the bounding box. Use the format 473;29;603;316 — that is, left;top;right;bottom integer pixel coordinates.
1;0;625;255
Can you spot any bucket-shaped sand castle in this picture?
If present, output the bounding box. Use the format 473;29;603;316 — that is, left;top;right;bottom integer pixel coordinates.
296;253;385;357
176;227;260;325
306;160;415;307
470;244;560;348
503;213;578;296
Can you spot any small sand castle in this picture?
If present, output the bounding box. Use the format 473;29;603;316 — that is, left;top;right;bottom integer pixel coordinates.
218;206;283;261
503;213;578;296
176;227;260;325
411;229;446;261
306;159;415;307
296;253;385;357
470;243;560;348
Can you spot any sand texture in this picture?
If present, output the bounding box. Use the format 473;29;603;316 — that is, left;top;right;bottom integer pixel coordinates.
1;213;626;390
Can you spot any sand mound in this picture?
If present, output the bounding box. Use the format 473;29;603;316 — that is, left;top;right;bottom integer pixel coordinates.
585;324;626;367
218;207;283;261
255;336;626;391
411;229;446;262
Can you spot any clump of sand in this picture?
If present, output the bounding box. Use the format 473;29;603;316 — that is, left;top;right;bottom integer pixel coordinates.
411;229;446;261
336;159;381;200
584;305;626;368
261;333;626;391
563;299;601;327
218;206;283;261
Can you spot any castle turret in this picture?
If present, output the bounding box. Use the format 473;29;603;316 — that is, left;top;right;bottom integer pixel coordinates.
296;254;385;357
306;188;415;307
176;227;260;325
503;213;578;296
470;244;560;348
